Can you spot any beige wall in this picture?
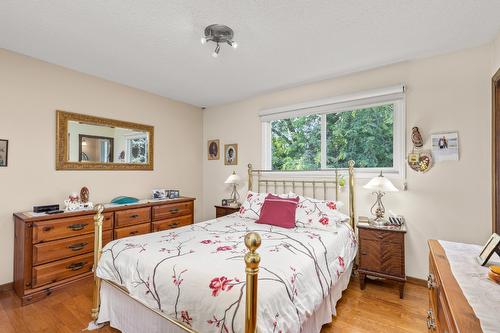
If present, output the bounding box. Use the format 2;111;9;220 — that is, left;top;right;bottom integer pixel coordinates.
203;44;494;279
494;31;500;74
0;49;203;285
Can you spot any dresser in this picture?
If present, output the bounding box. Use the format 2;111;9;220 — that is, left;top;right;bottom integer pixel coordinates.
13;197;195;305
427;240;483;332
357;222;406;298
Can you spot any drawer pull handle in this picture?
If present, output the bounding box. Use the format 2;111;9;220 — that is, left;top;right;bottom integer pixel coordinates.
130;214;139;218
67;223;88;231
68;242;88;251
42;226;54;232
169;222;179;227
427;273;437;289
426;309;436;330
67;261;86;271
170;208;180;214
129;231;139;236
378;234;384;239
361;251;367;255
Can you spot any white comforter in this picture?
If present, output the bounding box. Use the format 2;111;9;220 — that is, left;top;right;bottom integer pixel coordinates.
96;214;357;333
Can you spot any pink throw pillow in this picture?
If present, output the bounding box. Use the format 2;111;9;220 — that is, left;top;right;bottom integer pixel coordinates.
256;194;299;228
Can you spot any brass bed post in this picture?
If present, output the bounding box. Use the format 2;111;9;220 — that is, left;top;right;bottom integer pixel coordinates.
248;163;253;191
348;160;356;229
244;232;261;333
91;204;105;320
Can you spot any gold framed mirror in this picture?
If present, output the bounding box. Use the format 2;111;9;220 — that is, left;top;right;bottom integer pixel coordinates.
56;111;154;170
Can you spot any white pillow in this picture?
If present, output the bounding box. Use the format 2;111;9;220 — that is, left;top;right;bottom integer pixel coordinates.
295;195;349;232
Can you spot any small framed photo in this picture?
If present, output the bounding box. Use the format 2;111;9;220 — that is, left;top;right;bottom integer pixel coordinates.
431;132;459;162
224;144;238;166
208;139;220;160
476;233;500;266
0;139;8;167
221;199;228;206
152;189;167;200
169;190;180;199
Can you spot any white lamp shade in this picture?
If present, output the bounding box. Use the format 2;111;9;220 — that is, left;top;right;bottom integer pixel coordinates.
225;172;241;184
363;174;398;192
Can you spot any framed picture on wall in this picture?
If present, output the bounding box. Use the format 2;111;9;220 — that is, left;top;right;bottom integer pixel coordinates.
224;144;238;165
0;139;8;167
208;139;220;160
431;132;459;162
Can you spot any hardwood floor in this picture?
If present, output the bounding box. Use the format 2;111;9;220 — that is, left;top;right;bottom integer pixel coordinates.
0;276;427;332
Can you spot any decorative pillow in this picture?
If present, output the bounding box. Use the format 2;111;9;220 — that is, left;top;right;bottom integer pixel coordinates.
256;194;299;228
238;191;267;219
295;195;349;231
238;191;296;220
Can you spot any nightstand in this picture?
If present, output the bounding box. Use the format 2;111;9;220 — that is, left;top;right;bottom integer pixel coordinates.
215;205;239;218
357;221;407;298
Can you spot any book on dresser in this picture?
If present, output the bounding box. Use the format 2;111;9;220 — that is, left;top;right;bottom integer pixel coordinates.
13;197;195;305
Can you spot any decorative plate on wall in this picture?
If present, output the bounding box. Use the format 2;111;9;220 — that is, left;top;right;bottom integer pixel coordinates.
408;151;432;173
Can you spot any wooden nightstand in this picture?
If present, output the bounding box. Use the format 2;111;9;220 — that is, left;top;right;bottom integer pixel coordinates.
215;205;240;218
357;221;407;298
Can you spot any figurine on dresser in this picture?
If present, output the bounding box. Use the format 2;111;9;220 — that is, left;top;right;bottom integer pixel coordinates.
64;187;93;211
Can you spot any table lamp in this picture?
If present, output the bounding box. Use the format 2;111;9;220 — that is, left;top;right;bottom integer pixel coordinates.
225;171;242;207
363;171;398;225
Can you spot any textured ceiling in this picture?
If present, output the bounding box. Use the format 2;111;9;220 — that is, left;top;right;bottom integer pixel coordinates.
1;1;500;107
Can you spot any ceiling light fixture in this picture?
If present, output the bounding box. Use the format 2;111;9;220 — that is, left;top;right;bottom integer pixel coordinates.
201;24;237;58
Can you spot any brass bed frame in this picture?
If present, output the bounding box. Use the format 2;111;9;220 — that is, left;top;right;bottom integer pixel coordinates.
90;160;356;333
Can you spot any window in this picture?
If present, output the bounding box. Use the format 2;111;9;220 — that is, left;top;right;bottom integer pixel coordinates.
261;86;405;176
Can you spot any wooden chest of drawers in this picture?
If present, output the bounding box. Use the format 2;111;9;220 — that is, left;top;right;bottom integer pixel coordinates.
13;197;195;305
357;223;406;298
427;240;482;332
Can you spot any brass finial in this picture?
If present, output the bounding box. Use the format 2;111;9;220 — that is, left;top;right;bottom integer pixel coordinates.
244;232;261;271
95;203;104;214
348;160;355;168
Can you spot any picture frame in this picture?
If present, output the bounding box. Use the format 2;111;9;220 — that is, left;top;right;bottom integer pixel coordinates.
221;199;228;206
431;132;459;162
207;139;220;160
0;139;8;167
152;189;167;200
169;190;180;199
224;144;238;166
476;233;500;266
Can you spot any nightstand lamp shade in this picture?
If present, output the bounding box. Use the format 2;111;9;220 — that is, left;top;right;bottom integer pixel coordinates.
364;172;398;223
225;171;241;206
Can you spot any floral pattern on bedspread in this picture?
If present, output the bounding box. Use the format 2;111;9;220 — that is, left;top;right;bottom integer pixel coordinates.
96;215;357;333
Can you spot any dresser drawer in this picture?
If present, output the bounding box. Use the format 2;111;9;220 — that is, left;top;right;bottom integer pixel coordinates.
33;230;112;265
114;223;150;239
359;228;403;244
152;201;193;221
115;207;151;227
32;252;93;288
32;212;113;243
359;237;404;277
152;215;192;232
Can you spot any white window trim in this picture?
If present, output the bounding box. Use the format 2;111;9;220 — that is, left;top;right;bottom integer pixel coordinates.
260;85;406;180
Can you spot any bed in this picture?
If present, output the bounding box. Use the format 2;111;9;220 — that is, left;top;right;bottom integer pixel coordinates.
89;161;357;333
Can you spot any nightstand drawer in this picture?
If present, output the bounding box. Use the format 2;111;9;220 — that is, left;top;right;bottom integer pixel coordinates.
359;239;404;276
359;228;403;244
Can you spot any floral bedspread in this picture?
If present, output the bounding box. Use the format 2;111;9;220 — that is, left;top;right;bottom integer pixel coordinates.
96;214;357;333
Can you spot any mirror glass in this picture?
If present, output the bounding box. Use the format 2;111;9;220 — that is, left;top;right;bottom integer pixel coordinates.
56;111;154;170
67;121;149;164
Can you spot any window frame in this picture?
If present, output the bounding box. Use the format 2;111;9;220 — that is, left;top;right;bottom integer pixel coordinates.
261;86;406;179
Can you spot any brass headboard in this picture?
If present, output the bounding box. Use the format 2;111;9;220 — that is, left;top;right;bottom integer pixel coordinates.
247;160;356;229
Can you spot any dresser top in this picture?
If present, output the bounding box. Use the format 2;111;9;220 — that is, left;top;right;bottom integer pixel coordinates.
14;196;195;222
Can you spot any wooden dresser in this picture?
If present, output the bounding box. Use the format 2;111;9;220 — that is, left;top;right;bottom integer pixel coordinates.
13;197;195;305
427;240;482;332
357;222;406;298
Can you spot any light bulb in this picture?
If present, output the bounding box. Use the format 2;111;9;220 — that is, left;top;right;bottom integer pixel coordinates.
211;51;219;58
201;37;207;45
231;41;238;49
